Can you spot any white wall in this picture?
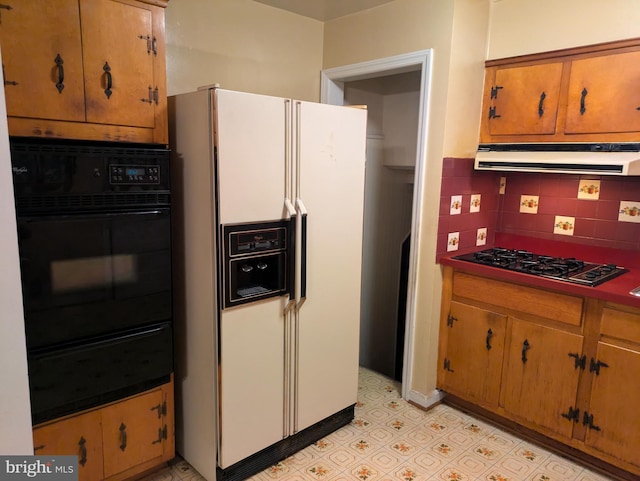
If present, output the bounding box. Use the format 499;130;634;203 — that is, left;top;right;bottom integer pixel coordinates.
0;47;33;454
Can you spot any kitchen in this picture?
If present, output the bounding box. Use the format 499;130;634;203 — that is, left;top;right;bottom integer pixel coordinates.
1;0;640;480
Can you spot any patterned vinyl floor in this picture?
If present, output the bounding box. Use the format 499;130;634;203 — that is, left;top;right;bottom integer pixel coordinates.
148;367;615;481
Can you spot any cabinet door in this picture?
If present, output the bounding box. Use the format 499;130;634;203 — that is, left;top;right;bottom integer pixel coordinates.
585;342;640;468
0;0;85;122
33;411;103;481
101;389;164;478
439;302;507;406
80;0;156;128
565;51;640;134
487;63;563;136
502;318;583;438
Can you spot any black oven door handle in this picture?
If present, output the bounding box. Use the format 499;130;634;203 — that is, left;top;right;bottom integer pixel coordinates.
18;209;168;222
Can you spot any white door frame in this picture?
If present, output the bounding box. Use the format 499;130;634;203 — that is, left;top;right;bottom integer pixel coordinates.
321;50;433;401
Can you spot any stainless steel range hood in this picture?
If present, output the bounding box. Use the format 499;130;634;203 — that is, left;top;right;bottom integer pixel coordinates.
475;143;640;176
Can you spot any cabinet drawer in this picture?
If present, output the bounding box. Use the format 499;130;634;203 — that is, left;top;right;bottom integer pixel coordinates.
600;305;640;344
453;272;583;326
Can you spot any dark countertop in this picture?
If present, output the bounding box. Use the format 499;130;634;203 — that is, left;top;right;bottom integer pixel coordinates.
439;233;640;309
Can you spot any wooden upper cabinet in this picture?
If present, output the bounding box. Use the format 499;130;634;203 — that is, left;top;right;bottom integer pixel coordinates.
486;63;563;136
502;318;584;440
0;0;86;122
0;0;168;145
565;51;640;135
480;38;640;144
81;0;156;128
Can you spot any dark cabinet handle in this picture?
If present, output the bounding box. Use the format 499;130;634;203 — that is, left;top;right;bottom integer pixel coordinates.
580;88;588;115
521;339;530;363
54;54;65;93
119;423;127;451
78;436;87;466
33;444;45;452
103;62;113;99
568;352;586;369
561;406;580;423
2;64;17;86
490;85;503;99
152;36;158;56
486;328;493;351
589;358;609;375
583;412;601;431
538;91;546;117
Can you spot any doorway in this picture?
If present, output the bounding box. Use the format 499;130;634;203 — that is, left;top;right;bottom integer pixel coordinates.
321;51;432;399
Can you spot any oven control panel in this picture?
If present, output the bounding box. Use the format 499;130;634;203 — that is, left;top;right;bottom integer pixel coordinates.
109;164;160;185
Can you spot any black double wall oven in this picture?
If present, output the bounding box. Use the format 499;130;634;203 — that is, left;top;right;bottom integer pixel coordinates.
11;140;173;424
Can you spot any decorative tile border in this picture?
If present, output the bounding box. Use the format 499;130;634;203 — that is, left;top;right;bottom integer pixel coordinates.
578;179;600;200
447;232;460;252
619;200;640;223
470;194;481;213
476;228;487;246
450;195;462;215
520;195;539;214
554;216;575;235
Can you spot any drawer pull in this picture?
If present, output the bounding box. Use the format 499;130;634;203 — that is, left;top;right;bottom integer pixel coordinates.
103;62;113;99
54;54;64;93
119;423;127;451
33;444;45;452
521;339;530;364
485;328;493;351
78;436;87;466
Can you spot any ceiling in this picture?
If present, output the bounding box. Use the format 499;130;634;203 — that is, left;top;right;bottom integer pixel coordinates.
253;0;396;21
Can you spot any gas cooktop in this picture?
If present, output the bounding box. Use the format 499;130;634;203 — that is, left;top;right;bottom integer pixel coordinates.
454;247;628;287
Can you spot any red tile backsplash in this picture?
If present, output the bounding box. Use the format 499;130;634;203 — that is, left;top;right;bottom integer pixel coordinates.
436;157;640;260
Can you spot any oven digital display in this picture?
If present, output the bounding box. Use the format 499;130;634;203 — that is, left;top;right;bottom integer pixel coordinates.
125;167;146;176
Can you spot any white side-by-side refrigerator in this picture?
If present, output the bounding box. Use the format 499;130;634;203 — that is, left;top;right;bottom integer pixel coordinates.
170;88;367;481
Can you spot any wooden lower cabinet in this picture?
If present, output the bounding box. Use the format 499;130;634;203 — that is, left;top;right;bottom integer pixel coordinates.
502;318;583;439
437;267;640;479
33;410;103;481
33;379;174;481
437;301;506;406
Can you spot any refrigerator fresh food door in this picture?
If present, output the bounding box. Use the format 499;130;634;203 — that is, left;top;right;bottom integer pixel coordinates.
293;101;367;433
215;89;288;225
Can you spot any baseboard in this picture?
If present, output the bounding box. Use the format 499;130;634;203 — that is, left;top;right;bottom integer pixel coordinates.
406;388;446;410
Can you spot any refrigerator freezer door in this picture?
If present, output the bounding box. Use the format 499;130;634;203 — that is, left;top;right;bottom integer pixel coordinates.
218;297;287;468
294;101;367;432
215;90;288;225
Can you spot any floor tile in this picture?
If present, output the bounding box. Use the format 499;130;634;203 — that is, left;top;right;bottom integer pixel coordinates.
150;368;618;481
